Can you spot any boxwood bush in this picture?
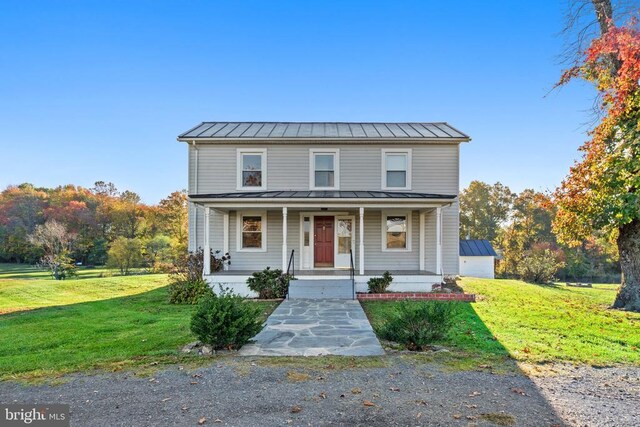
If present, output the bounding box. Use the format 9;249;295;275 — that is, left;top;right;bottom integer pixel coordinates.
190;288;263;350
380;300;459;350
367;271;393;293
246;267;292;299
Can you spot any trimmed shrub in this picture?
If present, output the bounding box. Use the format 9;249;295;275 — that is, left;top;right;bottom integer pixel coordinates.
367;271;393;293
380;301;459;350
190;288;263;350
169;277;212;304
246;267;292;299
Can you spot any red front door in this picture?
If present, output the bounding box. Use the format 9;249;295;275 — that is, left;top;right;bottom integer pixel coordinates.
314;216;334;267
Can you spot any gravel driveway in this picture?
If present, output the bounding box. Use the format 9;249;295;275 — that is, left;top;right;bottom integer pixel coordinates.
0;356;637;426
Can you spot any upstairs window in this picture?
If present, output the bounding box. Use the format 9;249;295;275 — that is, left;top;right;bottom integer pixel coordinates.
382;149;411;190
310;149;340;190
237;149;266;190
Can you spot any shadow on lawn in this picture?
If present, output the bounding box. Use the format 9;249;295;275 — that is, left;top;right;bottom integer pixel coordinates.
361;299;566;422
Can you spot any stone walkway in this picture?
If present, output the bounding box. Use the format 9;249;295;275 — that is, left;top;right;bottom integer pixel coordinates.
239;299;385;356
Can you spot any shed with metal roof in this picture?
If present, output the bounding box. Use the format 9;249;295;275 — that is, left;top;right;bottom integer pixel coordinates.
459;239;497;279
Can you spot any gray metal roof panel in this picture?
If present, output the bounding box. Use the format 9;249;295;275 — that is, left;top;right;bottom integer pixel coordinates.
178;122;470;140
459;239;497;257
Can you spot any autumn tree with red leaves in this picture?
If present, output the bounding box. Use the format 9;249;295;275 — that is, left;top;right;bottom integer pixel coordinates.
555;0;640;310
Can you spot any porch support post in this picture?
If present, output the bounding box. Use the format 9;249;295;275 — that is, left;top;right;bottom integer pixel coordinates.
436;207;442;275
419;211;426;271
282;207;288;271
359;207;364;275
203;206;211;276
222;212;229;271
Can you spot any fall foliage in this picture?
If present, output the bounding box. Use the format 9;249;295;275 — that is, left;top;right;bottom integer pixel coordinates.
0;182;188;274
555;14;640;310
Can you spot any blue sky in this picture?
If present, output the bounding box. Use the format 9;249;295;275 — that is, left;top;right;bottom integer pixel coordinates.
0;1;596;203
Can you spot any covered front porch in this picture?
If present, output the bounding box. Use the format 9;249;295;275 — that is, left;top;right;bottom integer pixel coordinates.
191;190;454;297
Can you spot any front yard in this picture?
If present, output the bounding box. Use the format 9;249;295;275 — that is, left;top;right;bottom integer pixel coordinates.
362;277;640;366
0;268;277;381
1;263;639;382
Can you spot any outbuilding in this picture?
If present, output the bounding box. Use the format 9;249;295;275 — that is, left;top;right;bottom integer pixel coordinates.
459;239;497;279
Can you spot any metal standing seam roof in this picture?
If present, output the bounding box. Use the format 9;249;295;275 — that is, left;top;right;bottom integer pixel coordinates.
189;190;456;200
178;122;470;140
459;240;498;257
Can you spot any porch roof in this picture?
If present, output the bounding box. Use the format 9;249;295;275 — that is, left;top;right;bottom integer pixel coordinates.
190;190;456;201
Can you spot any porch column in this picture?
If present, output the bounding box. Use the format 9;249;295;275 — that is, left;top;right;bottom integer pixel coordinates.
282;207;288;271
436;207;442;275
222;212;229;270
419;211;426;271
359;207;364;275
203;206;211;276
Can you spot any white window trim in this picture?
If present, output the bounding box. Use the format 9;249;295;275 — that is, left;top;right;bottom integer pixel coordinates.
309;148;340;190
237;148;267;191
381;148;412;190
236;211;267;252
381;210;412;252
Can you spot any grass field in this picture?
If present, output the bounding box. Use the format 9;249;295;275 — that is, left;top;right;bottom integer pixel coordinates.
0;264;278;381
0;262;142;280
362;278;640;366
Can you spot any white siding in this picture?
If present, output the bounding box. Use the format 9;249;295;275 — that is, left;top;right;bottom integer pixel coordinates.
460;256;495;279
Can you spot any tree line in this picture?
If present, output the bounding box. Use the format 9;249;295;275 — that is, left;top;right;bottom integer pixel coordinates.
0;182;187;277
460;181;619;283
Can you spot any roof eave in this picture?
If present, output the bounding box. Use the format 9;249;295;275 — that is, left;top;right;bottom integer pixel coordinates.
188;197;456;204
177;137;471;143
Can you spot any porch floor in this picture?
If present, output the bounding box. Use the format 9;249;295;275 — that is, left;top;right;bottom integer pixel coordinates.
212;269;437;276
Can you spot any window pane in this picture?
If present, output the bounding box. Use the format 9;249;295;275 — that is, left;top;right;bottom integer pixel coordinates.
386;154;406;171
315;154;334;171
303;217;310;246
337;219;352;237
242;154;262;171
243;171;262;187
338;237;352;254
386;216;407;249
386;232;406;249
337;219;352;254
242;216;262;232
386;171;406;187
242;232;262;248
315;171;334;187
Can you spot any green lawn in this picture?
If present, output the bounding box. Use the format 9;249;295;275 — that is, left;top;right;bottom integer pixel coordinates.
362;278;640;366
0;262;142;280
0;267;278;381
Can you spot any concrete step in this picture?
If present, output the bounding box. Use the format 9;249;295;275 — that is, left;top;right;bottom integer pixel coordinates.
288;279;354;299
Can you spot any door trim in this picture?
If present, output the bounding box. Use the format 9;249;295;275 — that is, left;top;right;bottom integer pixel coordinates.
299;211;354;271
314;216;335;267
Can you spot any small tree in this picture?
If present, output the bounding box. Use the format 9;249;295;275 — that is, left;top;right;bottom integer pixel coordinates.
517;244;565;284
107;237;143;275
28;219;77;280
145;234;172;271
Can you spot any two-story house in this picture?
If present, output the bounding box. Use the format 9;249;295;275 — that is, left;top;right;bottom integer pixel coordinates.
178;122;470;298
